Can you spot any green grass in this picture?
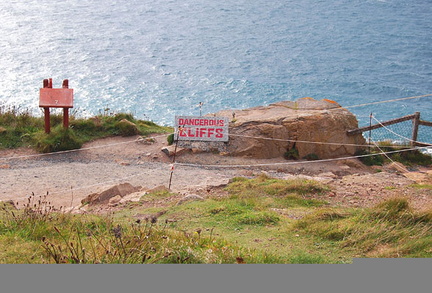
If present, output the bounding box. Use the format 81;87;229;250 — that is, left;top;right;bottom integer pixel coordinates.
0;198;280;264
0;176;337;263
357;143;432;167
125;175;350;264
0;107;172;152
293;198;432;258
3;176;431;263
131;177;431;262
1;158;431;263
410;184;432;190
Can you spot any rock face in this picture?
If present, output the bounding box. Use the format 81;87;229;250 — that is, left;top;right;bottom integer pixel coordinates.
161;145;189;157
213;98;366;159
81;183;142;206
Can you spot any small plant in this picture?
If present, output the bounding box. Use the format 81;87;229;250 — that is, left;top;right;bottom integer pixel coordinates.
303;153;319;161
235;212;280;226
410;184;432;190
70;119;98;134
284;147;299;160
167;133;175;145
372;197;411;220
393;150;432;166
356;143;432;167
289;250;327;264
355;149;384;166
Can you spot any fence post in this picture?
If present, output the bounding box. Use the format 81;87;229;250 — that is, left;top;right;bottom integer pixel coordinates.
44;107;51;134
42;79;51;133
411;112;420;146
62;79;69;129
368;113;372;145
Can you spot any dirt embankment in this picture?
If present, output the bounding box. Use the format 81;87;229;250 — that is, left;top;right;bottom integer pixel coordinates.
1;135;431;212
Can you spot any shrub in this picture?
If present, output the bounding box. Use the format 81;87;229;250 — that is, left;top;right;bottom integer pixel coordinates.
303;153;319;160
356;144;432;167
114;119;139;136
372;197;411;221
229;177;249;183
289;251;327;264
167;133;175;145
284;147;299;160
49;114;63;127
235;212;280;226
114;113;135;122
32;127;83;153
395;150;432;166
355;149;384;166
70;119;97;132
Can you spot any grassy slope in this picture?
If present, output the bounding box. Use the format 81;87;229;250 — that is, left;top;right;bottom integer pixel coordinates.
1;110;431;263
0;110;172;152
2;176;431;264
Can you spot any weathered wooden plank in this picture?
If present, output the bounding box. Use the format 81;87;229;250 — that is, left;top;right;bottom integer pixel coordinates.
347;114;417;135
415;142;432;147
411;112;420;146
419;120;432;127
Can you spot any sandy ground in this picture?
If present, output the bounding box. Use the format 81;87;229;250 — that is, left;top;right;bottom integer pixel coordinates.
1;134;431;212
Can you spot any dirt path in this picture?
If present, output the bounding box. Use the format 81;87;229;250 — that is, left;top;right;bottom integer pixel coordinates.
1;134;431;212
0;135;240;208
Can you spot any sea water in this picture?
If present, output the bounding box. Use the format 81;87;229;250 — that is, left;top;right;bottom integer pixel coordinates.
1;0;431;136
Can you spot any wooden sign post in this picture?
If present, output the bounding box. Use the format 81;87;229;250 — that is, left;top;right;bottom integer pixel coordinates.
39;78;74;133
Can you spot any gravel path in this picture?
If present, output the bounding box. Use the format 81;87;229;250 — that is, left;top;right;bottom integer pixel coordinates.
0;136;241;208
1;135;431;211
0;135;295;209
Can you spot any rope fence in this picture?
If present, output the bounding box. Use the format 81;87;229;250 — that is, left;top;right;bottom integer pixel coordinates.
2;93;432;162
369;114;432;147
1;94;432;199
0;134;170;161
20;144;432;200
175;146;430;169
342;94;432;110
2;128;426;163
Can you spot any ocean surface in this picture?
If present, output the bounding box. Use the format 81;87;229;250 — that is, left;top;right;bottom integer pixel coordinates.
1;0;432;137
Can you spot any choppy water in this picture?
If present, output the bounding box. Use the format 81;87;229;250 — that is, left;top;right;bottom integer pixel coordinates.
1;0;431;132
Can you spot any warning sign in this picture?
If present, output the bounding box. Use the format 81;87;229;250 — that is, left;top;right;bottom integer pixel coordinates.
39;88;74;108
174;116;229;142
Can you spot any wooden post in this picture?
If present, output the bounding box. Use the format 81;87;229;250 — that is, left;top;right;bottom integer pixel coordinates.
411;112;420;147
368;113;372;145
63;108;69;129
347;113;418;136
44;107;50;134
43;79;51;133
62;79;69;129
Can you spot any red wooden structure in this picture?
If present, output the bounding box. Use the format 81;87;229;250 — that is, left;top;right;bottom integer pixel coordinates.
39;78;74;133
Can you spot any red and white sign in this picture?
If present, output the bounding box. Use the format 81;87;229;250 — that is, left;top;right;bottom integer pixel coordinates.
174;116;229;142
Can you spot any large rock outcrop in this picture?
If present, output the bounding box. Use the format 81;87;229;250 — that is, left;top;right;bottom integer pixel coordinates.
213;98;366;159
